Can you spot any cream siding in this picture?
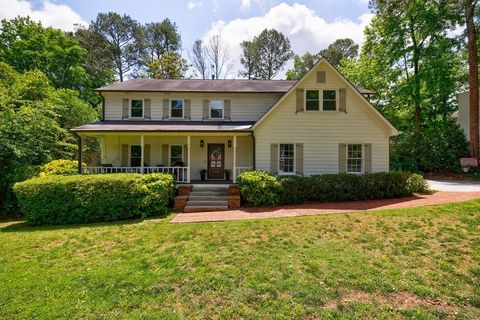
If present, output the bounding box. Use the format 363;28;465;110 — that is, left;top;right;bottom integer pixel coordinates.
103;92;282;121
254;63;391;174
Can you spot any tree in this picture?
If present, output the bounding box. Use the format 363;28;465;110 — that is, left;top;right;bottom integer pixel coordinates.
319;38;359;67
254;29;294;80
205;34;232;79
143;19;181;61
90;12;143;81
285;52;319;80
239;40;260;79
147;52;188;79
189;39;209;79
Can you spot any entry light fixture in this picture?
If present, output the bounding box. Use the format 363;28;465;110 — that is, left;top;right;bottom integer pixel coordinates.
200;139;204;148
228;140;232;148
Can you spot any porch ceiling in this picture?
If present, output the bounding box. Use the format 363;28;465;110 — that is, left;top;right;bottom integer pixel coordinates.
72;120;255;134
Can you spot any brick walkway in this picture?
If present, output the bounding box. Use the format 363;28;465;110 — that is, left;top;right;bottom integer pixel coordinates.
171;191;480;223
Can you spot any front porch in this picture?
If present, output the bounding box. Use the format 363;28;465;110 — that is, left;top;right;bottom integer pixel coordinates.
77;132;254;183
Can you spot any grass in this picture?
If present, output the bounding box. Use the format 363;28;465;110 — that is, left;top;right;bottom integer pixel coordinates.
0;200;479;319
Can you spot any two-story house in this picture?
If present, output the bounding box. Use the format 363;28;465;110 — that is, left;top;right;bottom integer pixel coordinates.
72;58;398;183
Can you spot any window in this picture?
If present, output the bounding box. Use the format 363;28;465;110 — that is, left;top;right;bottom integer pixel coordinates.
279;143;295;173
170;145;183;166
131;145;142;167
305;90;319;111
131;100;143;117
210;100;224;119
170;100;184;118
347;144;363;173
323;90;337;111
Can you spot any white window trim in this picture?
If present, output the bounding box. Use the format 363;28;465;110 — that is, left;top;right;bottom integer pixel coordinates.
169;144;184;166
209;100;224;119
129;144;142;167
278;143;296;175
303;88;339;112
129;99;145;119
170;99;185;119
346;143;364;174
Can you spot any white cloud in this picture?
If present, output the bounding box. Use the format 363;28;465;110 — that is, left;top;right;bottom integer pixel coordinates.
241;0;251;10
0;0;87;31
188;1;203;9
203;2;373;78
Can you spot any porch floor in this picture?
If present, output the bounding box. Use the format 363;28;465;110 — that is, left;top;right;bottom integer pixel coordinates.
186;180;234;184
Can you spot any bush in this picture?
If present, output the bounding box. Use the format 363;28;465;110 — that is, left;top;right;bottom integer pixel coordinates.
0;165;41;216
39;159;84;176
237;170;429;207
13;173;176;225
236;170;282;206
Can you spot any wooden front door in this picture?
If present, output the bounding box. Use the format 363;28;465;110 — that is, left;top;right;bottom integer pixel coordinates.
207;144;225;180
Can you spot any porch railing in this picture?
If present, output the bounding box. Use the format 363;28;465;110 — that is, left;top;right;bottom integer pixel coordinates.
84;167;188;182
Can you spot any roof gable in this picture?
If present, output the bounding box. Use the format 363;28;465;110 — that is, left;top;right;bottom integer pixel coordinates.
252;58;398;135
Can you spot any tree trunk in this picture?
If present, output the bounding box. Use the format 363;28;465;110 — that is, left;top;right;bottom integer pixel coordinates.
466;0;479;160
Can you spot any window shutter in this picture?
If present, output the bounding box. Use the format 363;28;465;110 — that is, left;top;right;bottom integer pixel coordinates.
144;144;151;166
339;88;347;113
203;99;210;120
364;144;372;173
162;144;169;166
144;99;151;119
162;99;169;119
295;143;304;176
121;144;129;167
270;143;278;175
224;99;231;120
184;99;191;120
184;144;188;166
316;71;326;83
338;143;347;173
122;99;129;119
296;89;304;113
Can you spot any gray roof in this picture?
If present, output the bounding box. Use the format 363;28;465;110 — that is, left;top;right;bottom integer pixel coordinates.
95;79;374;94
72;121;255;132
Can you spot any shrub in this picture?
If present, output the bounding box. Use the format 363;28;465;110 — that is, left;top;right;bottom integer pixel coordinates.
237;170;281;206
237;170;429;207
0;165;41;216
13;173;176;225
39;159;84;176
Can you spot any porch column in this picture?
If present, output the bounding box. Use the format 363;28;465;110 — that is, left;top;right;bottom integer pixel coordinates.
140;135;144;174
233;135;237;183
187;135;191;183
77;135;83;174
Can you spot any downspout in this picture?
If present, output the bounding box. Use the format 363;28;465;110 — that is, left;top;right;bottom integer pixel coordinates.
99;91;105;121
251;131;256;170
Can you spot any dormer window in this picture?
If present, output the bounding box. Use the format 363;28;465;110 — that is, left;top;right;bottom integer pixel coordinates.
170;99;184;118
130;100;143;118
210;100;224;119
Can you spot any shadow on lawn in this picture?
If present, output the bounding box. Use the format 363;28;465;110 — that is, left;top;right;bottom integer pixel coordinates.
0;214;171;233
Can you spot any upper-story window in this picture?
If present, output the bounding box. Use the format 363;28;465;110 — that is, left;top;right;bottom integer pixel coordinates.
305;89;338;111
170;99;184;118
210;100;224;119
130;99;143;118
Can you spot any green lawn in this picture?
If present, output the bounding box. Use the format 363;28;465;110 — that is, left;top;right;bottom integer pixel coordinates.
1;201;479;319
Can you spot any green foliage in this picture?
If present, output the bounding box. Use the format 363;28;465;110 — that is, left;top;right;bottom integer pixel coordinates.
391;120;470;172
147;52;188;79
238;171;429;207
236;170;282;206
239;40;260;79
285;52;319;80
39;160;83;176
319;38;359;67
14;173;176;225
143;19;182;60
0;165;41;215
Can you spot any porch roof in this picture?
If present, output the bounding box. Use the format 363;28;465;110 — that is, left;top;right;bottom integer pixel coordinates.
71;120;255;133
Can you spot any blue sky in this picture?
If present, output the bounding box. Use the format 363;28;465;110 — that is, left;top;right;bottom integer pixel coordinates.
1;0;373;78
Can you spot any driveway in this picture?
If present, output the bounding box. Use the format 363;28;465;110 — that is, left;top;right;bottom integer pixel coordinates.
427;179;480;192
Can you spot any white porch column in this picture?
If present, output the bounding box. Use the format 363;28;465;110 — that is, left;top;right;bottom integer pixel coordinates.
233;135;237;183
140;135;144;174
187;135;191;183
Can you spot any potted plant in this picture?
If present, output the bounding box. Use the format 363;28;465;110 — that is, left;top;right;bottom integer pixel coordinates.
200;169;207;180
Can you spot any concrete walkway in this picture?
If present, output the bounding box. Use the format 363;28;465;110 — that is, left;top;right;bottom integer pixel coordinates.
427;179;480;192
171;191;480;223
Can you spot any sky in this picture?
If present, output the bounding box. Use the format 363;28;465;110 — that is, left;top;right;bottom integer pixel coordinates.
0;0;374;78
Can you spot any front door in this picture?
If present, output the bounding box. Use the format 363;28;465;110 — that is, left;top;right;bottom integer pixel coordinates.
207;144;225;180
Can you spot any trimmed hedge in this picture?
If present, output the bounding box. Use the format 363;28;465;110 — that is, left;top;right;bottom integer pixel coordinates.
13;173;176;225
39;159;84;177
238;171;429;207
